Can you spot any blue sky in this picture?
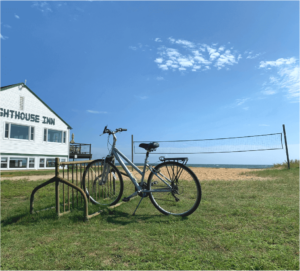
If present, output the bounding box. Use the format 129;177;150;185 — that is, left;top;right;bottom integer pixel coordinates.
1;1;299;164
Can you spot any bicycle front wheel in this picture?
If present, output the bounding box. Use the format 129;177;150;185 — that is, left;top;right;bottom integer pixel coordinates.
82;159;124;206
147;162;201;216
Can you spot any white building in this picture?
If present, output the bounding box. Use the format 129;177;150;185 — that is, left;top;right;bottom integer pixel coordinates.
0;83;72;170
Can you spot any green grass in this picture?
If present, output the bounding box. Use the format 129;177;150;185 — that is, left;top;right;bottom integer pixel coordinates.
1;166;299;270
1;169;56;178
273;159;299;169
0;166;140;178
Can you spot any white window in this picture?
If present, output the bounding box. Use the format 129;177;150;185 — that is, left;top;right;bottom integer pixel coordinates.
1;157;8;168
39;158;45;168
10;157;27;168
44;129;66;143
46;158;55;167
20;96;24;110
4;123;35;141
29;158;35;168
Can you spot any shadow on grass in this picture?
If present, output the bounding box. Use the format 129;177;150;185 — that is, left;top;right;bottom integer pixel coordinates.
101;209;188;225
1;198;189;227
1;209;59;227
1;201;91;226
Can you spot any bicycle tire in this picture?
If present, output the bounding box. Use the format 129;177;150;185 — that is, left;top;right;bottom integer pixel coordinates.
82;159;124;206
147;162;201;216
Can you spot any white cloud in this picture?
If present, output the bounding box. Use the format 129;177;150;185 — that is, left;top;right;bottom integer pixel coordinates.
155;38;162;42
259;57;299;101
175;39;195;48
215;50;238;69
278;65;299;99
192;65;201;72
243;107;249;110
159;64;168;70
32;2;52;13
14;14;20;19
165;48;181;59
269;76;278;84
129;46;137;51
0;34;8;40
245;51;261;59
261;87;276;95
206;46;220;61
87;110;107;114
236;98;249;106
135;95;148;100
168;37;175;43
156;76;164;80
247;53;260;59
2;24;11;28
155;39;242;72
154;58;163;63
259;57;296;68
177;57;194;67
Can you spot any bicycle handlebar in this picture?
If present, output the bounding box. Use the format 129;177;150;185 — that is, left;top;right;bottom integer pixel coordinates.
101;126;127;135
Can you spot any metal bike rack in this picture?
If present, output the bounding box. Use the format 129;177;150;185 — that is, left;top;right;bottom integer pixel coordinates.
29;158;135;221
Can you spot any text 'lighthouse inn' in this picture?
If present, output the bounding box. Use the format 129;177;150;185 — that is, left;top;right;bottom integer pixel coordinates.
0;83;72;170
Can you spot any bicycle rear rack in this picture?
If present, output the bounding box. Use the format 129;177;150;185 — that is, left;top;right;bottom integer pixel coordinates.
159;156;188;166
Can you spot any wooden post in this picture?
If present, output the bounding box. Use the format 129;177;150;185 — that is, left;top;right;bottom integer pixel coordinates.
55;158;60;216
131;135;134;172
282;124;290;169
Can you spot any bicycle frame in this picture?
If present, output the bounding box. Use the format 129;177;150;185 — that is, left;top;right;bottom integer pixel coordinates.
110;146;173;194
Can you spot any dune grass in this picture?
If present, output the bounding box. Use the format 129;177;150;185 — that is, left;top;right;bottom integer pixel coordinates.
1;165;299;270
273;159;299;169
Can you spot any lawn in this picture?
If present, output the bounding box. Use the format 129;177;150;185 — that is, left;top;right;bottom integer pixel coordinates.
1;164;299;270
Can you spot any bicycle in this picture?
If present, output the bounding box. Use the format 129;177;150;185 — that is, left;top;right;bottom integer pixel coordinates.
82;126;202;216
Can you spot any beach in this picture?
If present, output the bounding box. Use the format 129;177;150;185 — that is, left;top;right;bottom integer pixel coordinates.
0;167;272;182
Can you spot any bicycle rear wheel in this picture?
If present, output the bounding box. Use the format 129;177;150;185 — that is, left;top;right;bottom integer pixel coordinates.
82;159;124;206
147;162;201;216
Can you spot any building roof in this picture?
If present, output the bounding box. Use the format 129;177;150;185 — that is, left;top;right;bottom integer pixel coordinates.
0;83;72;129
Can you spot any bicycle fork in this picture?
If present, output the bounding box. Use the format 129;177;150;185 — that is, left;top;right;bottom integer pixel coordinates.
99;162;110;185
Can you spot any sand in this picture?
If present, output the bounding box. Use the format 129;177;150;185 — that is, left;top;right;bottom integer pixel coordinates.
0;167;272;182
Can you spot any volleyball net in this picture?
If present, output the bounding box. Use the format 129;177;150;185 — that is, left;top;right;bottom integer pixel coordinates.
133;133;283;154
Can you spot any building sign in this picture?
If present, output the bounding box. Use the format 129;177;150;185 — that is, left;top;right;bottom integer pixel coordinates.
0;108;55;125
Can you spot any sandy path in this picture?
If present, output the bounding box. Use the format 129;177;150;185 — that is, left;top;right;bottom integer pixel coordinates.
1;167;272;182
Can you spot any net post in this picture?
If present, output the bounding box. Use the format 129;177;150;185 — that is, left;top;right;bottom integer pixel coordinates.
282;124;290;169
55;158;60;216
131;134;134;172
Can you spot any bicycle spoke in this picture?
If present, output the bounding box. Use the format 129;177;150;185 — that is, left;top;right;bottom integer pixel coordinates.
148;162;201;216
83;160;123;206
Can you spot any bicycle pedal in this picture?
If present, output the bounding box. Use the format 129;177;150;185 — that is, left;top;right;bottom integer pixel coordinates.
122;197;130;202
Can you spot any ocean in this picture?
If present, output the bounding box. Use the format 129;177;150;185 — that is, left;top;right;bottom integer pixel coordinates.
116;163;273;169
186;164;272;169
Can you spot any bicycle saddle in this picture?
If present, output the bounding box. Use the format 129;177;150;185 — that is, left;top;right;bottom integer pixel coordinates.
139;142;159;151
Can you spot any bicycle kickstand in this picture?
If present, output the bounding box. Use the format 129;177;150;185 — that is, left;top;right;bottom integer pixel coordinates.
132;193;146;216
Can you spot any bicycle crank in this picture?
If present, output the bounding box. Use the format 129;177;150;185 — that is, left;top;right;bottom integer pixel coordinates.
135;182;149;197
